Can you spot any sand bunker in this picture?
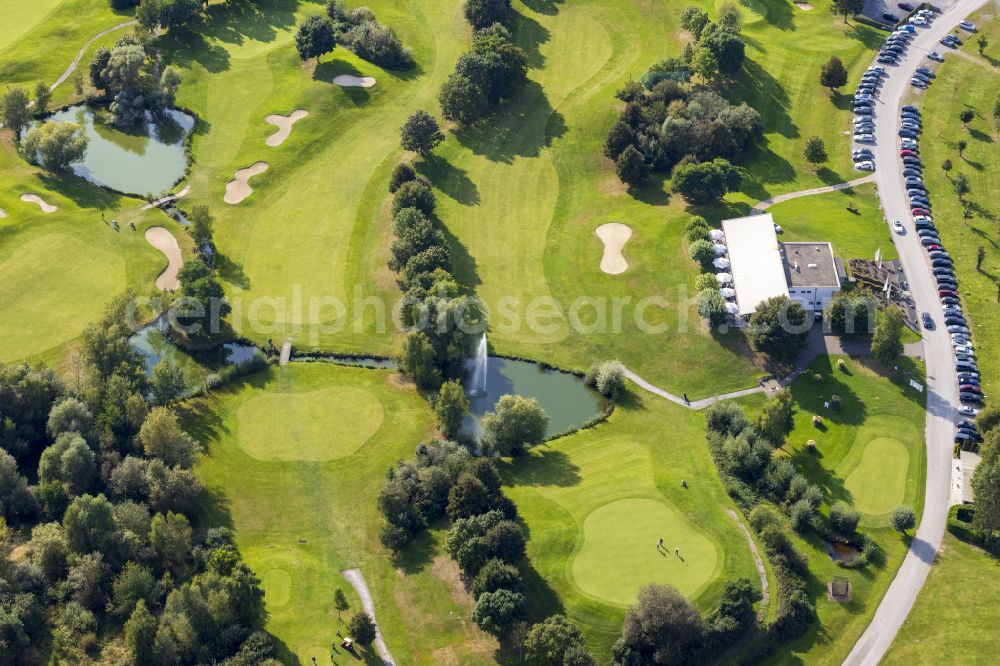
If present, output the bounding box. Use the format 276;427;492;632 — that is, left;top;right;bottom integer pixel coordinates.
145;226;182;292
265;109;309;147
794;2;814;9
224;162;269;205
0;208;6;218
20;194;57;213
596;223;632;275
332;74;376;88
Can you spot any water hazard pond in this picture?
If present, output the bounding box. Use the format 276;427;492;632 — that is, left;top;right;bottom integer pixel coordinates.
463;357;606;439
40;105;193;196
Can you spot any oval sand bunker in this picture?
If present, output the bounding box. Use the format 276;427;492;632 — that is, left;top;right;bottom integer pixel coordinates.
224;162;269;205
595;222;632;275
20;194;57;213
145;226;183;292
265;109;309;147
332;74;376;88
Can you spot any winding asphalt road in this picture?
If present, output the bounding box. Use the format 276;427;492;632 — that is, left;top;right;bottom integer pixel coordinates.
843;1;988;663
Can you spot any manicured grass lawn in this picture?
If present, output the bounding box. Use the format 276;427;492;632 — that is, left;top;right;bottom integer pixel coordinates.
909;10;1000;392
186;363;500;665
884;534;1000;666
768;183;899;261
0;134;170;365
752;354;927;664
503;387;761;658
0;0;132;89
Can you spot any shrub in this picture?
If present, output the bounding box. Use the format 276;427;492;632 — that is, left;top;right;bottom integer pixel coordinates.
473;588;526;635
686;225;711;243
695;273;719;292
480;395;549;456
829;501;860;534
830;394;842;409
471;559;521;598
584;360;627;399
392;180;436;217
811;415;822;427
890;505;916;533
389;163;416;192
812;373;822;384
378;522;412;553
689;239;716;266
789;499;815;533
347;611;377;645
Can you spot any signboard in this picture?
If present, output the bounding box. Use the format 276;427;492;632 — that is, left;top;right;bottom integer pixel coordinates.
909;379;924;392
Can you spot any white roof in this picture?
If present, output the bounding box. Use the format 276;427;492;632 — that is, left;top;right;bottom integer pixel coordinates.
721;213;789;316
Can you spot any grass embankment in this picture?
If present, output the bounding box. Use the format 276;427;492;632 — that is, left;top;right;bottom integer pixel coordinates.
884;534;1000;665
909;11;1000;391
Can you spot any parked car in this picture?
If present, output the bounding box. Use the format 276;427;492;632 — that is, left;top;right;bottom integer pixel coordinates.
939;289;958;297
892;219;905;234
883;12;899;22
961;392;984;404
928;51;944;61
856;161;875;171
921;238;942;247
916;66;936;77
959;405;979;416
899;128;917;137
921;312;934;329
857;134;875;143
900;149;919;157
960;20;976;31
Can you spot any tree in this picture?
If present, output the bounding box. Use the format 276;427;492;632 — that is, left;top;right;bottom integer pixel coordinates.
978;35;989;55
871;307;904;365
671;158;744;205
615;144;648;187
21;121;88;170
149;360;186;406
701;28;745;76
39;432;96;494
124;600;156;665
831;0;864;22
484;520;526;563
954;172;970;198
829;501;861;534
158;0;201;30
524;615;588;666
34;81;51;114
63;493;116;554
0;87;32;138
447;472;493;521
978;246;986;271
480;394;549;456
688;239;716;267
435;380;469;439
957;139;968;157
109;562;157;619
295;15;336;64
691;46;719;83
819;56;848;92
47;398;93;439
439;74;488;126
28;522;70;581
803;136;827;167
188;205;214;249
334;588;349;620
890;505;916;533
136;0;160;31
747;295;809;363
348;611;377;645
960;108;975;127
172;256;231;336
400;110;444;155
473;588;526;636
401;331;441;389
389;163;416;193
680;6;710;39
584;360;627;399
139;407;199;469
471;559;521;598
392;179;436;217
942;158;953;172
612;584;705;665
756;389;794;445
698;288;726;327
464;0;511;30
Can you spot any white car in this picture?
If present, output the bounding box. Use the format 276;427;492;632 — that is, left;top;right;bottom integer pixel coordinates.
960;20;977;31
856;161;875;171
856;134;875;143
892;219;905;234
959;405;980;416
928;51;945;62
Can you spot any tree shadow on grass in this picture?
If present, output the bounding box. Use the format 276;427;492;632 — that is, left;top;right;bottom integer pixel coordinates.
315;60;373;107
728;59;798;141
415;155;480;206
830;91;852;111
216;251;251;289
816;166;849;186
788;446;853;506
392;527;436;574
158;30;231;74
750;0;795;30
740;141;797;191
790;358;867;426
37;172;118;211
203;0;299;48
628;179;670;206
436;214;482;290
845;23;886;49
513;10;551;70
519;559;564;623
497;448;582;488
453;81;567;164
520;0;564;17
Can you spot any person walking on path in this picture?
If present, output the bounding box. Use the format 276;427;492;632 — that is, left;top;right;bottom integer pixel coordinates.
657;538;664;551
683;393;690;405
675;547;680;557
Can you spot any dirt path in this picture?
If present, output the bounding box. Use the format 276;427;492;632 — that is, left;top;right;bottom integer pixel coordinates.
341;568;395;665
750;174;876;214
50;20;137;91
951;48;1000;74
728;509;770;612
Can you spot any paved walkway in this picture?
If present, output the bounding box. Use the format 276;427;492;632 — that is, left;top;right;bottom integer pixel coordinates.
279;341;291;366
141;185;190;210
952;48;1000;73
750;174;876;214
341;568;395;665
622;368;765;410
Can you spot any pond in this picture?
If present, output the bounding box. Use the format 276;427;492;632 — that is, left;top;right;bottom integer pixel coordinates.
462;356;606;440
128;317;264;395
825;540;860;563
41;105;193;196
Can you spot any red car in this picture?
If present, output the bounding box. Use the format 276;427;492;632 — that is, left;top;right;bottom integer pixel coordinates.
960;384;983;394
940;289;958;297
912;208;931;215
900;149;919;157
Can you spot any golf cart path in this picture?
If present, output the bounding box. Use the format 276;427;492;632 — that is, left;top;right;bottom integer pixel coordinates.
51;20;138;91
844;0;988;663
750;174;875;213
622;369;765;409
341;568;395;665
141;185;190;210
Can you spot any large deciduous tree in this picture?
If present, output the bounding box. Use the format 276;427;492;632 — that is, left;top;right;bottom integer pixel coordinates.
820;56;848;92
21;121;88;171
400;110;445;155
747;296;809;363
295;15;337;64
480;394;549;456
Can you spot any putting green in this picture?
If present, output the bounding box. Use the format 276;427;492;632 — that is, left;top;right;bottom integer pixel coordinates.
0;233;125;362
259;567;292;608
844;437;909;516
236;385;384;461
571;498;718;606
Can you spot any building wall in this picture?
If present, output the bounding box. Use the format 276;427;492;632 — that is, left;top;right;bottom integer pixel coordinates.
788;286;840;312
